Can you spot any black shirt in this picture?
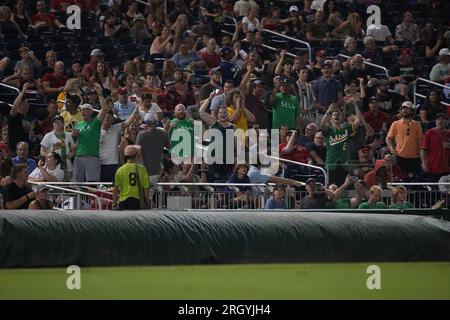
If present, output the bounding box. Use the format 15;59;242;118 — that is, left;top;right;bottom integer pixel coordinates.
300;193;334;209
8;113;28;152
4;182;32;209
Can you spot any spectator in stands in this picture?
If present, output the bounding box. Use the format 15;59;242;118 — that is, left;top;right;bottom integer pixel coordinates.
244;78;267;129
40;115;75;181
313;60;343;123
91;62;113;93
219;46;239;83
351;145;374;179
171;14;190;42
307;131;326;167
265;185;287;209
42;61;68;99
269;78;300;130
388;185;413;209
366;22;394;43
12;142;36;174
137;113;170;187
71;84;107;182
82;49;103;80
368;78;405;116
320;102;362;185
164;104;195;160
362;36;394;67
302;0;316;24
31;1;65;30
233;0;258;18
171;41;205;70
322;0;342;31
2;65;42;93
150;25;174;56
299;177;336;209
306;10;329;43
419;89;446;129
363;158;391;189
60;93;82;132
386;101;423;179
332;12;364;40
199;37;221;69
12;0;32;35
8;85;30;153
420;113;450;182
339;37;359;65
363;96;388;134
335;178;369;209
28;151;64;182
100;108;137;183
429;48;450;83
295;67;316;128
420;20;444;58
388;48;419;97
28;185;53;209
119;121;139;165
49;0;75;13
3;164;35;209
113;145;150;210
285;5;305;37
0;127;12;157
395;11;419;44
342;54;375;85
0;6;26;42
358;185;386;209
226;88;255;133
199;67;222;101
14;47;42;76
38;51;57;79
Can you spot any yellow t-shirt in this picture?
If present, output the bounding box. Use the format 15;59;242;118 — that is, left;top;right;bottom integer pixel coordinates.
114;162;150;203
227;105;248;133
61;110;83;132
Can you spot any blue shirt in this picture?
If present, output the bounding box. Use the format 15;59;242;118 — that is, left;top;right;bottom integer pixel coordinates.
171;51;203;69
313;76;343;111
265;197;287;209
12;156;36;174
114;101;136;121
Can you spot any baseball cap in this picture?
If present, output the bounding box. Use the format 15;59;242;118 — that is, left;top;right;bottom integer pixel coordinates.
401;101;417;109
90;49;103;56
208;67;221;77
252;78;264;86
53;115;64;123
305;178;316;184
321;60;333;68
144;112;159;124
182;30;196;39
439;48;450;56
134;14;144;22
117;87;127;95
279;78;290;86
289;5;299;12
220;46;233;56
369;96;378;102
33;185;49;192
436;112;448;119
80;103;93;110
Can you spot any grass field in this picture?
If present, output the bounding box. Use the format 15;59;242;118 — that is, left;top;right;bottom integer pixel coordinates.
1;262;449;299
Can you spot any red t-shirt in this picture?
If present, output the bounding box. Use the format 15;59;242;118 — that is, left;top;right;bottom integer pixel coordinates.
421;127;450;174
82;62;96;80
42;72;68;89
199;50;221;69
31;13;57;28
50;0;75;11
279;143;309;163
364;111;388;132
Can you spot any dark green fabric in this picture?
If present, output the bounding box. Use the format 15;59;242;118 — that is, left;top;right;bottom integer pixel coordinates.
0;210;449;267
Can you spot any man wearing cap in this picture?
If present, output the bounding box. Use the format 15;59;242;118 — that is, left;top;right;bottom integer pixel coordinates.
136;113;171;187
386;101;423;178
28;185;53;210
199;67;222;101
363;96;388;134
72;83;108;182
367;78;405;116
137;93;163;122
268;78;301;130
219;46;239;83
40;115;75;181
157;81;184;114
210;79;235;118
82;49;103;80
60;93;83;132
300;177;336;209
114;87;136;121
313;60;343;123
429;48;450;83
388;48;419;97
113;145;150;210
420;113;450;181
265;185;287;209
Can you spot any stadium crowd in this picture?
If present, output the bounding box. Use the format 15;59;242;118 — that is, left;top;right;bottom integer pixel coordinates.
0;0;449;210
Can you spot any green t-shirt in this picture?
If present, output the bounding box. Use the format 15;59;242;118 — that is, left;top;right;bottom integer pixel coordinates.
272;93;300;129
358;201;386;209
323;123;354;171
114;162;150;203
169;118;194;159
75;116;101;157
388;202;414;209
335;198;352;209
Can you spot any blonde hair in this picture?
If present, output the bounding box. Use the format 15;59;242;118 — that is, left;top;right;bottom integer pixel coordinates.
391;186;407;203
370;185;382;194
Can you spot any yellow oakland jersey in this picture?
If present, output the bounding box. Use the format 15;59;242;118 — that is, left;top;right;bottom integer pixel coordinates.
114;163;150;203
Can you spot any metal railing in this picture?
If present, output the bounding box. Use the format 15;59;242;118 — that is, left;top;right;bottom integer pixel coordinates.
268;156;328;186
337;54;389;77
413;77;450;108
263;28;312;62
0;83;20;94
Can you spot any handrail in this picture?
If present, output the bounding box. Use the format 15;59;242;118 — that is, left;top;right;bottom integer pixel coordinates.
261;43;297;58
267;155;328;186
337;54;389;77
0;83;20;94
158;182;269;187
263;28;312;62
29;182;102;209
388;182;450;186
413;77;450;108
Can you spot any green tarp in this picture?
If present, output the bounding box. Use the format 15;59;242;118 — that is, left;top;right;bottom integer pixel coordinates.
0;210;449;267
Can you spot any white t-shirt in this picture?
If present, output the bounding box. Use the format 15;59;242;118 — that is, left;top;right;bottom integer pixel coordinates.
99;123;123;165
366;24;392;42
311;0;326;11
139;103;162;122
40;131;75;172
29;166;65;182
242;16;261;32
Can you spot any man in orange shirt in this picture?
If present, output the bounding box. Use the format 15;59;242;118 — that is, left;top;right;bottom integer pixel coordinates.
386;101;423;178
